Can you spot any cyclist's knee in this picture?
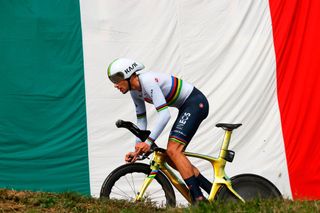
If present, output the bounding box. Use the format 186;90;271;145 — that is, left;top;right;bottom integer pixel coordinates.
167;140;184;158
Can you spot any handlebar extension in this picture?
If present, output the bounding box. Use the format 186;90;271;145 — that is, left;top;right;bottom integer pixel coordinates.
116;119;151;143
116;119;159;160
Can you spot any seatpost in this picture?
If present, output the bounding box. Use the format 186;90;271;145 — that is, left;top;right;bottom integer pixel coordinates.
219;130;233;159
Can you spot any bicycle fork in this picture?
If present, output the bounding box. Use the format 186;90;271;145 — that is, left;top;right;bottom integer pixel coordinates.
134;150;164;202
135;149;192;203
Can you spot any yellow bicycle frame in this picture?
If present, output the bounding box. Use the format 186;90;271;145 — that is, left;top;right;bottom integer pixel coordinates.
135;130;245;203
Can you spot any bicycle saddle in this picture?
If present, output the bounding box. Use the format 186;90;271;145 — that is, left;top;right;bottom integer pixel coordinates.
216;123;242;131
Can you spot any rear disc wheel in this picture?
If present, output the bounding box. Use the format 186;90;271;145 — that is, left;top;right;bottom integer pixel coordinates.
216;174;282;202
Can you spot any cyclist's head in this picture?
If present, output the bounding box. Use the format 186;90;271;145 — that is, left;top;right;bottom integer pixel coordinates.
107;58;145;84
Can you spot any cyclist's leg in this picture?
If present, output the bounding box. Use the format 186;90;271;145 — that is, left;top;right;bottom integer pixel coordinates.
166;140;205;201
166;156;200;176
196;173;212;194
166;141;212;195
168;87;211;199
166;140;194;179
166;154;212;194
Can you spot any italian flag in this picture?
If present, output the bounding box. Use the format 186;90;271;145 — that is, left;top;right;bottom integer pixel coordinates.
0;0;319;201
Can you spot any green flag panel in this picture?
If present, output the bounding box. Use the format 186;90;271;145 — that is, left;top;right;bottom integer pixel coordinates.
0;0;90;194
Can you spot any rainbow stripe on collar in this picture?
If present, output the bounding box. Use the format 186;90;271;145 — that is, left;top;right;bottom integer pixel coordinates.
166;76;183;106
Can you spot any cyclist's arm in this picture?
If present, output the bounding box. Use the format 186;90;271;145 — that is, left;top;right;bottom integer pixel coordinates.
130;91;147;144
141;78;171;146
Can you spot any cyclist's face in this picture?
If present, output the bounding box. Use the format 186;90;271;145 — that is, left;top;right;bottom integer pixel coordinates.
114;80;129;94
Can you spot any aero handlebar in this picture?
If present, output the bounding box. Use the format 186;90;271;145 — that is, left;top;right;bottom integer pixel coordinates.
116;119;151;142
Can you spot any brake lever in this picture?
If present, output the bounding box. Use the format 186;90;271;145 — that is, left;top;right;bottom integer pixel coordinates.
137;143;159;160
137;153;150;161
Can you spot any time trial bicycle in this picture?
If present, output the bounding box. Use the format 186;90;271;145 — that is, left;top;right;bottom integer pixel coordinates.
100;120;282;207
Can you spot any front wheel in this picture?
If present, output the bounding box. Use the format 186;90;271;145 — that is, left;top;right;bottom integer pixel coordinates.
100;163;176;207
216;174;282;202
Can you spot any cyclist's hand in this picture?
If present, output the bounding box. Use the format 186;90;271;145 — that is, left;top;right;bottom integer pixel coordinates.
125;152;138;163
135;142;151;154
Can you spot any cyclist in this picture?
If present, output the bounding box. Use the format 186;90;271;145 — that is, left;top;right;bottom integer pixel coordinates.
107;58;212;202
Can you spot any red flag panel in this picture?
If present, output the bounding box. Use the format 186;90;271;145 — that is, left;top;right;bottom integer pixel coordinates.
269;0;320;199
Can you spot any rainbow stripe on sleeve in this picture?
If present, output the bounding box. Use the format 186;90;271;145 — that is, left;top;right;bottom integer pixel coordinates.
156;103;168;112
165;76;183;106
137;112;146;119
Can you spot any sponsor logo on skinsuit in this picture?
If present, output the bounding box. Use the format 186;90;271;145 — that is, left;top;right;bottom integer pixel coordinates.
177;112;191;130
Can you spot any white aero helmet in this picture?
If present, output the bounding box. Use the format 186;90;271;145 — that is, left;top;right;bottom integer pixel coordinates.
107;58;145;84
